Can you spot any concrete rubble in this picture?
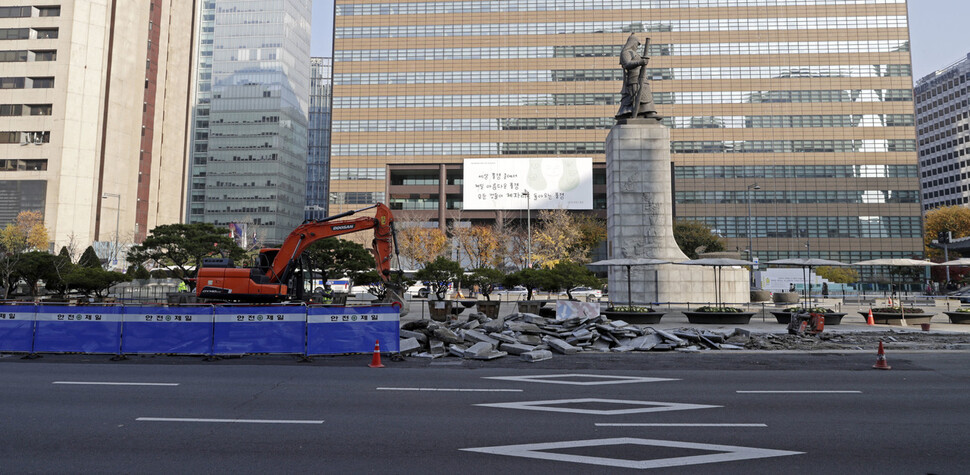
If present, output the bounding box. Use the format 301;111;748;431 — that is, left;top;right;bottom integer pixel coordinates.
398;311;765;362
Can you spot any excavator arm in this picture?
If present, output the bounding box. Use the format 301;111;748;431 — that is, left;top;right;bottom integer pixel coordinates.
266;203;398;285
196;203;403;305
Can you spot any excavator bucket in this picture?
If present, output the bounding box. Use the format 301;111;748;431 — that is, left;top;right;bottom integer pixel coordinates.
382;282;409;317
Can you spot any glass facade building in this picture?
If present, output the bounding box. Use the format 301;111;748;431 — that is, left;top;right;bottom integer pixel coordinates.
331;0;922;263
306;56;332;220
188;0;312;245
915;53;970;211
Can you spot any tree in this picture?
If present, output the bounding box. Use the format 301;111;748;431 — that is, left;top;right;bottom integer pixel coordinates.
531;209;603;267
454;225;502;269
397;225;449;268
816;266;859;285
546;260;602;299
127;223;246;289
65;267;130;298
0;210;51;298
78;245;103;268
303;238;375;287
674;220;725;259
465;267;505;301
504;268;554;301
924;206;970;260
14;251;59;296
414;256;463;299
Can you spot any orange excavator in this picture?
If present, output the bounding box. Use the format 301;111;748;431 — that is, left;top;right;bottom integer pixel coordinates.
195;203;405;309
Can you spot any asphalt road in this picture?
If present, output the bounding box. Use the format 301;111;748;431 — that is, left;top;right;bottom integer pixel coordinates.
2;353;969;474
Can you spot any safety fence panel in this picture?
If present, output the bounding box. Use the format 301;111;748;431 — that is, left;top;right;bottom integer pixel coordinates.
121;306;214;355
33;305;123;354
212;305;306;355
0;304;35;352
307;305;400;355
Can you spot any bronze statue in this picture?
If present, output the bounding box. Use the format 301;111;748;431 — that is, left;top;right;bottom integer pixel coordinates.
615;33;662;121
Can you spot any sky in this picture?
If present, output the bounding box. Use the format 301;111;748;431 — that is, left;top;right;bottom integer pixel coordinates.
309;0;970;83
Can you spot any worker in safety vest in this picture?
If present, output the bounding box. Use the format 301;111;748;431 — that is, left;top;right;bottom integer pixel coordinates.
318;285;334;304
177;281;189;293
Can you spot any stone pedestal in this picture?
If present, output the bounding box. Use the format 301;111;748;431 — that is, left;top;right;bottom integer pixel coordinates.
605;122;749;305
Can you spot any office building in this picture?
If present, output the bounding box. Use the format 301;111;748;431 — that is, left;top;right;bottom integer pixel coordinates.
915;53;970;211
187;0;311;245
331;0;921;264
0;1;196;251
306;56;332;220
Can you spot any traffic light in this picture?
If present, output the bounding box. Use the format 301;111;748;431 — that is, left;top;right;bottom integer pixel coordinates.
938;230;951;244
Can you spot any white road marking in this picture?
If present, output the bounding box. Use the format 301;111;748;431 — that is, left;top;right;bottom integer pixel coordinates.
53;381;179;387
461;437;803;469
476;398;720;415
136;418;323;424
737;390;861;394
483;374;678;385
596;423;767;428
377;387;522;392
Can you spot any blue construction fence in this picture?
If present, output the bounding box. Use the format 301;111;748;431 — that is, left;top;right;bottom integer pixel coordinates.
0;303;399;357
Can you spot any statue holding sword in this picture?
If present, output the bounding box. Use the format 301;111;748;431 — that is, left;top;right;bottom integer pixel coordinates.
615;33;662;121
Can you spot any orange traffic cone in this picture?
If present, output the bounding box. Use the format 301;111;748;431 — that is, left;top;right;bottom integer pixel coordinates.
872;341;891;370
867;309;875;326
368;340;385;368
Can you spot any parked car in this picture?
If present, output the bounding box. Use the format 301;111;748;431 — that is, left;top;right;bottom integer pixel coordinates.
495;286;528;298
560;287;602;299
948;287;970;304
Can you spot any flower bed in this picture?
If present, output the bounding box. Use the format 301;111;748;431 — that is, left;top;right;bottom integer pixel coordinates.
944;307;970;324
770;307;846;325
857;307;935;325
602;306;664;324
683;306;755;324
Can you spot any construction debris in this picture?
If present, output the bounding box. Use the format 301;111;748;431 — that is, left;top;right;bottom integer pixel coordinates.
398;310;970;361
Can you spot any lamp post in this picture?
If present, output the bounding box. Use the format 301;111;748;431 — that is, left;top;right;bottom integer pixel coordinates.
746;183;760;286
102;193;120;268
522;190;531;268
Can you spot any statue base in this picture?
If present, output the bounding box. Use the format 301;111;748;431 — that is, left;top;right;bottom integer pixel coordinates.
605;122;749;305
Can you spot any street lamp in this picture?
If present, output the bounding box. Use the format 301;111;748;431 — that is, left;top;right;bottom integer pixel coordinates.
102;193;120;268
522;190;531;268
746;183;760;285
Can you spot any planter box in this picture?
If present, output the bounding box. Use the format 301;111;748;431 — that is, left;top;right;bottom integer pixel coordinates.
684;311;756;324
476;300;501;319
858;311;934;326
772;292;800;304
944;311;970;324
517;300;544;315
428;300;453;322
771;311;846;325
601;310;664;324
750;290;771;302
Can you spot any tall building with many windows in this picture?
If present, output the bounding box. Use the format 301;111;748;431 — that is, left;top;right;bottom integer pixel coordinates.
306;56;332;220
915;53;970;211
331;0;922;264
0;1;197;252
187;0;312;245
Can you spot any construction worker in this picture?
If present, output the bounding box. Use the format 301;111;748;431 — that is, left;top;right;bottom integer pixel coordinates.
320;285;334;304
177;280;189;293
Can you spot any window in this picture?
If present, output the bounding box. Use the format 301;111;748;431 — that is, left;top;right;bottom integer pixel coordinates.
34;28;57;39
0;77;24;89
37;6;60;17
0;6;30;18
0;28;29;40
0;50;27;62
29;77;54;88
27;104;51;116
0;104;22;116
32;50;55;61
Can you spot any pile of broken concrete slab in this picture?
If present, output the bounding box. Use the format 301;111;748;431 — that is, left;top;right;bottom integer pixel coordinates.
398;311;744;362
